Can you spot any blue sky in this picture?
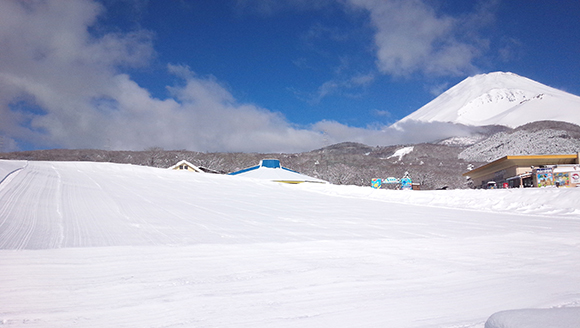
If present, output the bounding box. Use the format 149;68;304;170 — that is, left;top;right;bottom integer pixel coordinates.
0;0;579;152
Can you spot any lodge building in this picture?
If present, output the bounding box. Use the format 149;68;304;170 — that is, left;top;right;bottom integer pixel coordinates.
463;153;580;188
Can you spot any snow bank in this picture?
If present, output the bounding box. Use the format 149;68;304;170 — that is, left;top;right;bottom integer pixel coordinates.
299;183;580;219
485;307;580;328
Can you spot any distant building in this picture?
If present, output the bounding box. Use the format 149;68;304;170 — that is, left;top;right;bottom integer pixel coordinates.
168;160;204;173
229;159;327;184
463;153;580;188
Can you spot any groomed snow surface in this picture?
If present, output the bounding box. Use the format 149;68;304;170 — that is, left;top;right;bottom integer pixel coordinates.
1;160;579;327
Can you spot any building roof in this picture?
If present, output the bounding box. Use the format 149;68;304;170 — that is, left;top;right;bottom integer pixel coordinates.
229;159;327;184
167;160;204;173
463;154;580;178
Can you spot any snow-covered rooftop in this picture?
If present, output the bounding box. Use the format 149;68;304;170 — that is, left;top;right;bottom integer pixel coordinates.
229;159;327;184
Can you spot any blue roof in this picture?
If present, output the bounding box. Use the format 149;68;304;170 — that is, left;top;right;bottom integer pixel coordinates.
228;165;259;176
260;159;281;168
227;159;327;183
228;159;299;175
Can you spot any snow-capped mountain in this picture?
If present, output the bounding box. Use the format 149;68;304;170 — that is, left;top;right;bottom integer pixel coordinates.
398;72;580;127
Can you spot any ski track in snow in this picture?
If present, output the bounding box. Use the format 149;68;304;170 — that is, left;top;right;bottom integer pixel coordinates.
1;160;579;327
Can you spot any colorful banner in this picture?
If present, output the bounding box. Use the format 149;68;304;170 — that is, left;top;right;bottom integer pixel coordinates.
554;172;570;187
400;177;412;190
536;168;553;187
371;178;382;189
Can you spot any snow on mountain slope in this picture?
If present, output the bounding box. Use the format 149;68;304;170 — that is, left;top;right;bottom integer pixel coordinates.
398;72;580;127
387;146;414;161
1;160;580;327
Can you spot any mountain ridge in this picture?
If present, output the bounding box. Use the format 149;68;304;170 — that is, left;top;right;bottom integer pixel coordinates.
3;120;579;189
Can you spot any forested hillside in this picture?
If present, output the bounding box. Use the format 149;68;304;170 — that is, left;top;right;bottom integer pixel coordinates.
2;121;579;189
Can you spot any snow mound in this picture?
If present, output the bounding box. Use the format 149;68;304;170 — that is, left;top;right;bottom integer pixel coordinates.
302;183;580;218
485;307;580;328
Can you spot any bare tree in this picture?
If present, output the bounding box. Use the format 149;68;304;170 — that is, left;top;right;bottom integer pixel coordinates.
324;163;356;185
144;147;164;167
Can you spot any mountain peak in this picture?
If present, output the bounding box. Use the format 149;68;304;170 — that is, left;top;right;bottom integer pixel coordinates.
398;71;580;128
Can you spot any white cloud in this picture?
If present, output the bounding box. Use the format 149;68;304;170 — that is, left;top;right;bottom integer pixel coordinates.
0;0;328;153
372;109;391;118
0;0;487;154
345;0;492;76
428;82;450;97
310;72;375;104
234;0;333;15
312;119;478;147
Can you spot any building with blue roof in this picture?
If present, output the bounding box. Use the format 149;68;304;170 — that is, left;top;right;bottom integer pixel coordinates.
229;159;327;184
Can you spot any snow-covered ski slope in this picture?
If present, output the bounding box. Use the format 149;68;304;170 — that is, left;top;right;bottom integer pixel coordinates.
1;160;579;327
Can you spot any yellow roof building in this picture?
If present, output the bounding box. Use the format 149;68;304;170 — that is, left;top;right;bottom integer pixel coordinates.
463;153;580;188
